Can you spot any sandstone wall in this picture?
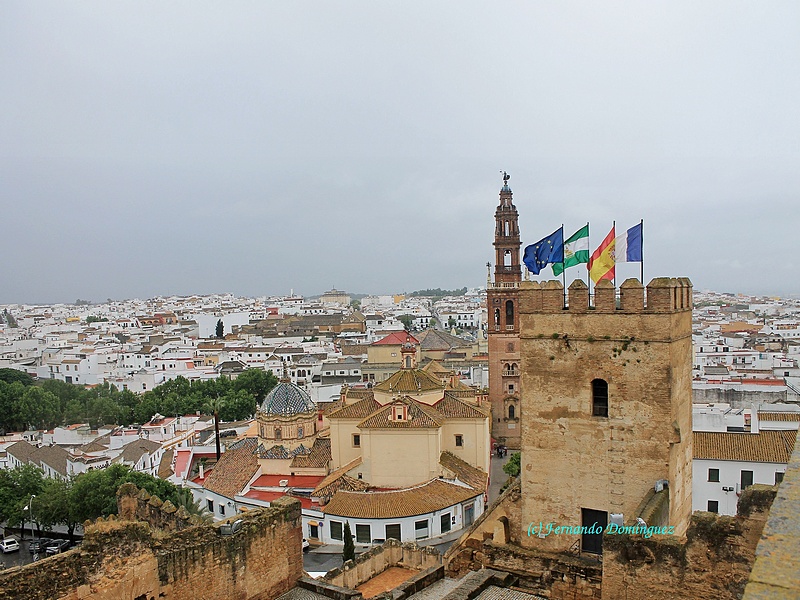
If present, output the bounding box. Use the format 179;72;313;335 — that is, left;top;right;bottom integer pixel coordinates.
602;485;775;600
518;278;694;551
323;539;441;590
0;492;303;600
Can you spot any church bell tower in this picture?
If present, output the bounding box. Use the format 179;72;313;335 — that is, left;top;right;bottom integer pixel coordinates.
487;172;522;449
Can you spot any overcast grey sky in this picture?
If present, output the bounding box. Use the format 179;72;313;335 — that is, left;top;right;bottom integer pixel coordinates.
2;2;799;303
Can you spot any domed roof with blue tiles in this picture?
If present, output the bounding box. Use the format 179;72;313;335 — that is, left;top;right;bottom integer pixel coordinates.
259;381;316;416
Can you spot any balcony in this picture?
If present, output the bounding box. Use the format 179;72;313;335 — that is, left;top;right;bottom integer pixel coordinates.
502;370;519;377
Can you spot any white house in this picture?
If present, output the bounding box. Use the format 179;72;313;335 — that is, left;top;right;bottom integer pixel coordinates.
692;429;796;516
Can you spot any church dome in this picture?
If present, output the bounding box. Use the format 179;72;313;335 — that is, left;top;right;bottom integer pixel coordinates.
259;381;316;416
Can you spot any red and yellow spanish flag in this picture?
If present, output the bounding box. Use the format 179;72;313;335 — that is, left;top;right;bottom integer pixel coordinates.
588;225;615;284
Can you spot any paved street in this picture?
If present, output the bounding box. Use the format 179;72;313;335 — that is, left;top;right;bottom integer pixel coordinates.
488;452;512;505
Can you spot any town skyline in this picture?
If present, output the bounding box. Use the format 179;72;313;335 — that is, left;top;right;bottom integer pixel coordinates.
3;3;799;303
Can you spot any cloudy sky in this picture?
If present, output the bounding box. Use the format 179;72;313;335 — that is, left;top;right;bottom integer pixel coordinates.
2;2;798;303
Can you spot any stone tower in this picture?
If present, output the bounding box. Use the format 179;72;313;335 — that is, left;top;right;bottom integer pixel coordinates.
518;277;693;553
487;173;522;449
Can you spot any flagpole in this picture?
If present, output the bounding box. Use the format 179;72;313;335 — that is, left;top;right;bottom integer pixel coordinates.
587;222;592;304
584;222;590;292
561;224;566;308
639;218;644;284
612;220;616;290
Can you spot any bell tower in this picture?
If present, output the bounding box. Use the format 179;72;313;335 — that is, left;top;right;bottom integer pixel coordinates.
487;172;522;449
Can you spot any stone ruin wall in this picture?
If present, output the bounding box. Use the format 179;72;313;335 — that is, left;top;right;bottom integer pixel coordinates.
0;484;303;600
445;481;776;600
323;538;441;590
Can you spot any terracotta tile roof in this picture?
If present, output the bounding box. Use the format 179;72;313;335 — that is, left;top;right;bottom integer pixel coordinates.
79;435;111;453
290;437;331;469
422;360;450;375
344;388;375;401
757;412;800;422
115;439;162;464
415;329;472;351
439;451;488;492
358;397;443;429
434;394;490;419
322;479;481;519
313;457;367;499
6;441;37;463
328;397;381;420
203;438;260;498
31;444;71;477
693;430;797;463
373;369;443;394
372;332;419;346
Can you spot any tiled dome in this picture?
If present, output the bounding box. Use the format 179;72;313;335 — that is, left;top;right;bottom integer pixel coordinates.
259;381;316;416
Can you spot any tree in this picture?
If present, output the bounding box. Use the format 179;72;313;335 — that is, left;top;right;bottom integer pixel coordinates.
0;368;34;387
503;452;521;478
233;368;278;404
35;477;81;541
398;315;414;331
343;521;355;562
215;319;224;339
0;464;45;536
70;463;187;523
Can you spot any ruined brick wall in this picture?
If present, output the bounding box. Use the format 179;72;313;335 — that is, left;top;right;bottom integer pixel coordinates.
0;493;303;600
602;485;776;600
518;277;694;552
116;482;201;532
323;539;441;590
447;538;603;599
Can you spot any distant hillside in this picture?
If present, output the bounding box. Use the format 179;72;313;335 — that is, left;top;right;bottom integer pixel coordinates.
408;287;467;298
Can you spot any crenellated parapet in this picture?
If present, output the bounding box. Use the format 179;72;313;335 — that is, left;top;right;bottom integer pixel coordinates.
519;277;692;314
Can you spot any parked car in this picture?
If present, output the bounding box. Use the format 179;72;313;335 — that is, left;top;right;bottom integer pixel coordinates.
0;538;20;553
29;537;53;553
44;539;70;555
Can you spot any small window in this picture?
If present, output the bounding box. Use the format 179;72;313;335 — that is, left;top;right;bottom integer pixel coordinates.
275;428;282;440
219;503;225;516
207;499;214;512
508;383;515;394
330;521;343;541
592;379;609;418
440;512;451;533
708;468;720;482
355;524;371;544
775;471;785;485
415;519;429;540
707;500;719;513
508;404;516;419
385;524;401;541
455;435;463;447
353;434;361;447
741;470;754;490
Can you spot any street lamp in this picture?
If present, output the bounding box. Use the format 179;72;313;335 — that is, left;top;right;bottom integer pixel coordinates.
23;494;36;541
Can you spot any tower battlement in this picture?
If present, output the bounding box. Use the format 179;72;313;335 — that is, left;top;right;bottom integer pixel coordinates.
519;277;692;315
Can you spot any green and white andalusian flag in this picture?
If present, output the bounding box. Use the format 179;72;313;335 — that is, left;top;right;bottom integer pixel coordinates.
552;224;589;276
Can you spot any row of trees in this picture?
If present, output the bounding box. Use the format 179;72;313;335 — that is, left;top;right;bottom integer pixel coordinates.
0;368;278;433
0;463;201;540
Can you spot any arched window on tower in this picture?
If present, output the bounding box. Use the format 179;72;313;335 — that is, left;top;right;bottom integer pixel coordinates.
275;428;282;440
592;379;609;417
494;309;501;330
508;404;516;419
504;250;512;266
405;355;412;369
505;300;515;329
504;220;510;236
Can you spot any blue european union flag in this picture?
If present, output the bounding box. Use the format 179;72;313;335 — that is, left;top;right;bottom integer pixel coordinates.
523;228;564;275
